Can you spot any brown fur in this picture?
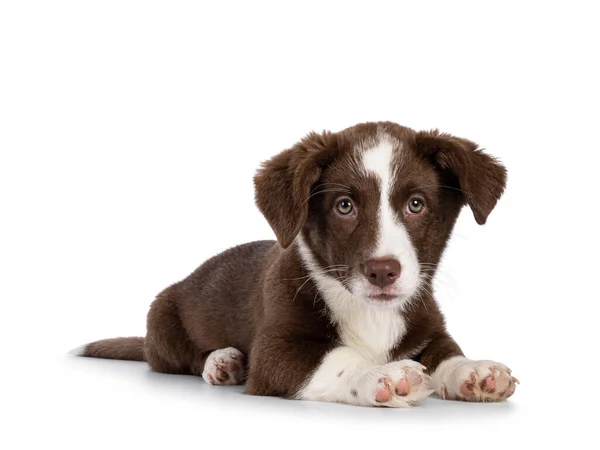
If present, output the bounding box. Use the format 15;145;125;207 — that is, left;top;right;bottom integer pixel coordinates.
78;121;506;400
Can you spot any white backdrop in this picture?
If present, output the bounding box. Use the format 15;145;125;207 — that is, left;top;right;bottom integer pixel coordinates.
1;1;598;449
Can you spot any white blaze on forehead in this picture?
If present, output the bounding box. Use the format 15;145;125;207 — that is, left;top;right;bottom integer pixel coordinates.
361;135;421;296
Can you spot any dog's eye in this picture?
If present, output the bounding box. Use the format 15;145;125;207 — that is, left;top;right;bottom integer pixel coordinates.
336;199;354;216
407;198;425;214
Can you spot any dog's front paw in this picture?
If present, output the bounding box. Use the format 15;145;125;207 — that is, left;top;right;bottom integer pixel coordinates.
431;357;519;402
361;360;433;407
202;347;246;386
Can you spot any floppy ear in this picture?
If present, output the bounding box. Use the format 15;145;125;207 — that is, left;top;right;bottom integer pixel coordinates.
254;131;334;248
415;130;507;225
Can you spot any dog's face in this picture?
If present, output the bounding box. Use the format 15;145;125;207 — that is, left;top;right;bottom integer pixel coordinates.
254;122;506;309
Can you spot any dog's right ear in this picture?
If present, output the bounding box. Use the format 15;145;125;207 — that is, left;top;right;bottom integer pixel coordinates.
254;131;334;249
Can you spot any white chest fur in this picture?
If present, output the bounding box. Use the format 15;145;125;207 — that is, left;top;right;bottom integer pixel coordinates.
296;237;407;364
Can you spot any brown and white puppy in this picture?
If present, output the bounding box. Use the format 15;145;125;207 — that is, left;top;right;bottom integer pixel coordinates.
75;121;518;407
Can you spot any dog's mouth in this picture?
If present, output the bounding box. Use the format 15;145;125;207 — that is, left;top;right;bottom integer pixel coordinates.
332;270;410;306
361;281;417;308
368;293;398;301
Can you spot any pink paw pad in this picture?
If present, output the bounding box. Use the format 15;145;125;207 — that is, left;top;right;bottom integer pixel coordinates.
395;378;409;396
481;374;496;393
460;372;477;398
375;378;393;403
371;362;432;407
202;347;246;386
456;364;519;402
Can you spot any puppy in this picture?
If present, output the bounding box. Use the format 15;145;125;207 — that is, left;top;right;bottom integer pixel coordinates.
75;121;518;407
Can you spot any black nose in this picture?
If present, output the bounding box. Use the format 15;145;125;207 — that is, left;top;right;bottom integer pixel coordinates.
363;259;401;288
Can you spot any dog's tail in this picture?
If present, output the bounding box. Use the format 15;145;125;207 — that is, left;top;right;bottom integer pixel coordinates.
71;337;145;362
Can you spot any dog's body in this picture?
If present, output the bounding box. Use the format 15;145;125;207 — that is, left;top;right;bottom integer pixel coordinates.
77;122;518;406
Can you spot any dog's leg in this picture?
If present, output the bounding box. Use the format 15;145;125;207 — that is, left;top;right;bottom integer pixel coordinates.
144;287;207;375
298;347;433;407
419;333;519;402
247;335;431;407
245;332;333;398
202;347;246;385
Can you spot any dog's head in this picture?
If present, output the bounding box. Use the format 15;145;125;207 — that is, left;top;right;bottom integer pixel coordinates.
254;122;506;309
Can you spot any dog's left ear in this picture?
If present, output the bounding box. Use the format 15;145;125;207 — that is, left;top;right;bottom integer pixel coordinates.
415;130;507;225
254;131;334;248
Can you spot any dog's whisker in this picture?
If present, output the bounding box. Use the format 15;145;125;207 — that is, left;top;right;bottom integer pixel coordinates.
309;183;352;194
282;275;311;281
292;277;315;303
433;278;458;302
302;188;352;205
307;188;351;197
290;266;350;300
312;290;321;307
419;263;458;288
421;269;457;284
283;266;349;282
409;184;466;194
414;288;431;317
420;271;457;302
317;268;349;275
